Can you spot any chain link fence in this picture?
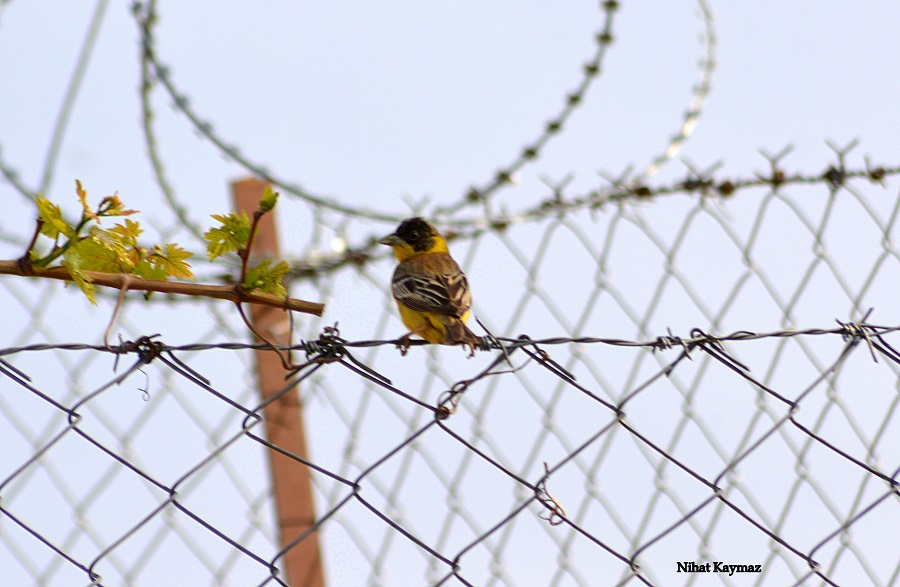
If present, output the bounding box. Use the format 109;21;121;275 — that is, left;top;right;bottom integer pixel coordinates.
2;1;900;586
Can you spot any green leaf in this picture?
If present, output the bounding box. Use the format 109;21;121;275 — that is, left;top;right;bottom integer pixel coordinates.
71;229;132;273
259;185;279;213
133;258;169;281
243;258;289;297
138;243;194;281
204;212;251;260
61;242;99;304
76;180;98;222
108;219;143;248
35;195;75;240
33;190;197;301
161;243;194;280
67;268;96;303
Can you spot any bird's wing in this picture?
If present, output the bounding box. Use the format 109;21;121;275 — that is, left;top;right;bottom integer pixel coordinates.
391;253;471;318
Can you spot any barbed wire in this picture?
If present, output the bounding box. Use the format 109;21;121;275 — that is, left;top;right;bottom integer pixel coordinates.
129;0;725;231
2;320;899;585
284;146;899;282
132;0;623;225
4;3;900;586
1;144;896;293
3;319;900;359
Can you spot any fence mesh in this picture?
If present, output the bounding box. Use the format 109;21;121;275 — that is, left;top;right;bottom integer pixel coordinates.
2;1;900;586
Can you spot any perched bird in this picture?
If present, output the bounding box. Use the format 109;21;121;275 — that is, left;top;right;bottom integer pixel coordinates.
379;217;479;354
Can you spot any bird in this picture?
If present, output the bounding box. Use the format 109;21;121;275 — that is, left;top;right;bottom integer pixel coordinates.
379;217;479;355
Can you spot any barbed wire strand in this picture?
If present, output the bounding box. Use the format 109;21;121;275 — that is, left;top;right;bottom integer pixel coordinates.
4;318;900;584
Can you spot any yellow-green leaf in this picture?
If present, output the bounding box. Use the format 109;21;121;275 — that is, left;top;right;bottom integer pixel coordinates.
71;230;133;274
35;195;75;240
61;246;97;304
76;180;98;222
259;186;279;213
108;219;143;248
204;212;251;260
134;255;169;280
243;258;289;297
132;243;193;281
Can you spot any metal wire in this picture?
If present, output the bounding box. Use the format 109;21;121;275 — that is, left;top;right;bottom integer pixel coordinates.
3;320;900;585
3;2;900;586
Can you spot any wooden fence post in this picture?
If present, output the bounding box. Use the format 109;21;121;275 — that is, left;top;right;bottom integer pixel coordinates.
232;178;324;587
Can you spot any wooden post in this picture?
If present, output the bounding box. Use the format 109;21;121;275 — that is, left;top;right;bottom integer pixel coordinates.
232;178;325;587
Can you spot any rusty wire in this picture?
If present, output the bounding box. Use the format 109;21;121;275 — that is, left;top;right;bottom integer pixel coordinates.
2;319;900;585
3;1;900;585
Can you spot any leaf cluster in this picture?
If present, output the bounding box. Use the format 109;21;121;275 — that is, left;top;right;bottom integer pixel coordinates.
33;181;193;303
30;181;288;303
203;185;289;297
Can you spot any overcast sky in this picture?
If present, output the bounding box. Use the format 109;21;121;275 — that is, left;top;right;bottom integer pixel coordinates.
2;2;899;586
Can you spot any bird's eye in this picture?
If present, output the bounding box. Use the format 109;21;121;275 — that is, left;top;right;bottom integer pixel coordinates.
408;231;420;241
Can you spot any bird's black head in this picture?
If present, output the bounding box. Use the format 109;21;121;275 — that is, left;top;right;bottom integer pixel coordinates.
393;217;440;253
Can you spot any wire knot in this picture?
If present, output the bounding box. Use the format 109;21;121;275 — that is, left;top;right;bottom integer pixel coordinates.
836;309;877;362
301;323;346;361
473;335;494;352
436;379;471;420
652;328;688;355
535;462;566;526
131;335;164;364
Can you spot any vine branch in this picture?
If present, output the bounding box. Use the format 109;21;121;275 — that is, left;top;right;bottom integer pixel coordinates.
0;260;324;315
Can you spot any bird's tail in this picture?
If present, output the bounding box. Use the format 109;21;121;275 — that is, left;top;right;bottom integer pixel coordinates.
444;318;480;347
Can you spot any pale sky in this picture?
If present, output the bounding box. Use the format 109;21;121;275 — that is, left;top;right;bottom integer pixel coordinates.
1;2;899;586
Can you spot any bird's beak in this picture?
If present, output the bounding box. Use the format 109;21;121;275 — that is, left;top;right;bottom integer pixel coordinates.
379;233;402;246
